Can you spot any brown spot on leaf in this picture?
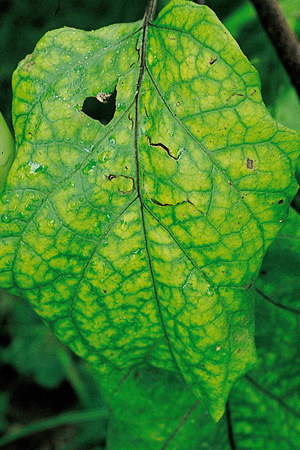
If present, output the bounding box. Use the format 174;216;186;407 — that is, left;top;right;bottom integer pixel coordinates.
247;158;254;169
226;93;245;103
128;112;134;130
147;137;182;160
107;174;135;194
150;198;196;208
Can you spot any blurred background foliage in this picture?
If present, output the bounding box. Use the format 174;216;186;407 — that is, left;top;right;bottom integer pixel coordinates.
0;0;300;449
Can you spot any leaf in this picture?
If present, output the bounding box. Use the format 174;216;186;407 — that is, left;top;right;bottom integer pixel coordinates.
0;112;15;192
274;87;300;136
0;292;66;389
0;0;299;420
228;207;300;448
104;366;231;450
273;86;300;184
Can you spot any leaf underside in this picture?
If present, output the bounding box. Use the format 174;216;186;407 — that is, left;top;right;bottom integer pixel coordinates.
0;0;299;420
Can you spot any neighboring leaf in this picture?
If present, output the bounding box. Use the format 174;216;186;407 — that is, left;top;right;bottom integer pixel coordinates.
0;112;15;192
280;0;300;29
229;207;300;448
0;292;66;388
272;84;300;184
0;0;299;420
274;87;300;136
104;366;231;450
224;2;256;38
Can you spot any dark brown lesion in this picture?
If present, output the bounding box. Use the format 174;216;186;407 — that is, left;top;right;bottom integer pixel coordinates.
130;36;141;68
226;92;245;103
150;197;195;208
209;57;218;65
128;112;134;130
247;158;254;169
147;136;182;160
107;174;136;194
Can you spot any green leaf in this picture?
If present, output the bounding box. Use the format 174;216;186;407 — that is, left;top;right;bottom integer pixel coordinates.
0;112;15;192
229;207;300;448
104;366;231;450
274;87;300;136
0;292;66;389
0;0;299;420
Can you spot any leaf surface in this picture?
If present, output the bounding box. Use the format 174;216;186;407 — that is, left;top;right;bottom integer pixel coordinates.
0;0;299;419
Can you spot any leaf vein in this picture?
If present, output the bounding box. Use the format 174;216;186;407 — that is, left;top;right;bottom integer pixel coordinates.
145;64;266;253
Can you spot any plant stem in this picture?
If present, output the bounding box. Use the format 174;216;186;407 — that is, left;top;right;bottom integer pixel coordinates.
250;0;300;100
147;0;158;20
0;408;108;448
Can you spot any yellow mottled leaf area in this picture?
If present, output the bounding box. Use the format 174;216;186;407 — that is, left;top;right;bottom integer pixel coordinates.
0;0;299;421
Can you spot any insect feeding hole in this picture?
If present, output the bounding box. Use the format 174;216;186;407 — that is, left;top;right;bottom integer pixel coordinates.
82;86;117;125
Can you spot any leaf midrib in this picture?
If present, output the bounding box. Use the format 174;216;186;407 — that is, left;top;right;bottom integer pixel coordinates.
134;2;181;371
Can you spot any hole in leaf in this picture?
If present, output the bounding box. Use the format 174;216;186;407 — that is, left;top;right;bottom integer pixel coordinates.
82;87;117;125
